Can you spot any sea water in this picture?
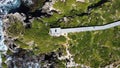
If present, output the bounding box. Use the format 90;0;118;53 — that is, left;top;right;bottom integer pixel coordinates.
0;0;21;14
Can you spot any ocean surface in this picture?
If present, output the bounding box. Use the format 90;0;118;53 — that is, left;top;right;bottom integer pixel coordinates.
0;0;21;14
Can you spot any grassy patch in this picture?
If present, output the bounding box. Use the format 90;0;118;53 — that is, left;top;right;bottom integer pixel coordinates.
68;26;120;67
41;0;120;28
7;19;66;54
7;20;25;37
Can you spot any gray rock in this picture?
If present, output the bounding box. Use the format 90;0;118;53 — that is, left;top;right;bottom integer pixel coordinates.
21;0;34;6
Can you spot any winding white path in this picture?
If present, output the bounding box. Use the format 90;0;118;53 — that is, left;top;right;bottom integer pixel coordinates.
49;21;120;36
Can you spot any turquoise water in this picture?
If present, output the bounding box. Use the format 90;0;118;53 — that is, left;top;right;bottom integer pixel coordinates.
0;0;21;14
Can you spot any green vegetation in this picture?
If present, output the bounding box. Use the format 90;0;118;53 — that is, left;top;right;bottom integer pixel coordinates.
40;0;120;67
56;60;66;68
6;0;120;67
41;0;90;27
41;0;120;28
53;0;89;15
68;26;120;67
7;20;25;37
7;19;66;54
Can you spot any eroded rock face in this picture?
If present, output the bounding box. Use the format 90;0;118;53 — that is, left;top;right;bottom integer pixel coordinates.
41;0;60;15
5;49;59;68
21;0;34;6
3;12;26;29
9;13;26;22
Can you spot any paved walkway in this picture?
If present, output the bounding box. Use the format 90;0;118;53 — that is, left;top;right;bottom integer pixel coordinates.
49;21;120;36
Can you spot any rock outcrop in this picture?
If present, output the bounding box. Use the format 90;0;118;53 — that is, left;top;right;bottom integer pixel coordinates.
41;0;60;15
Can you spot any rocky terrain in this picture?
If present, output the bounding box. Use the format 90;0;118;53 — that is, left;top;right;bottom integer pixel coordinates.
1;0;120;68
